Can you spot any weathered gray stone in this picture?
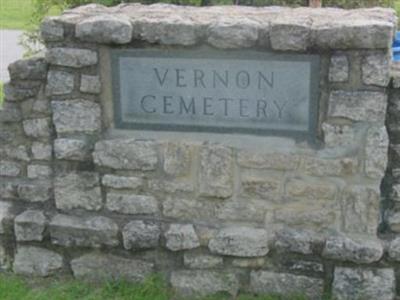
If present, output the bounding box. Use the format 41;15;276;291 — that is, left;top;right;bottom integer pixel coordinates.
102;175;142;189
328;91;387;123
52;100;101;134
54;172;102;211
170;270;239;297
386;211;400;232
8;56;47;81
329;54;349;82
163;142;191;177
54;138;90;161
80;75;101;94
332;267;395;300
216;199;272;223
241;174;282;201
207;18;259;49
231;257;266;268
250;271;324;300
0;244;11;270
93;139;158;170
164;224;200;251
0;181;17;199
3;82;39;101
14;210;46;242
76;14;133;44
106;192;159;215
362;52;390;87
149;179;194;193
0;102;22;123
71;253;153;282
199;145;233;198
322;234;383;263
46;48;97;68
23;118;51;138
45;70;74;95
365;125;389;179
40;17;64;42
274;228;321;255
163;197;216;220
285;178;337;201
302;156;358;177
321;122;356;149
285;260;324;274
50;214;119;248
13;246;63;277
183;251;223;269
27;164;52;179
122;220;160;250
0;202;12;234
0;161;21;177
31;142;52;161
238;150;300;170
17;181;52;202
0;145;29;162
209;226;269;257
387;237;400;261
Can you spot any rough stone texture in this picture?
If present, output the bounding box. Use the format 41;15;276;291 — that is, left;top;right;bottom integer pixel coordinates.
23;118;51;138
149;180;194;193
321;122;356;149
0;181;16;200
328;91;387;123
13;246;63;277
209;226;269;257
362;52;390;87
170;270;239;297
0;202;13;234
76;14;133;44
238;150;300;170
240;175;282;201
285;178;337;201
386;210;400;232
54;138;90;161
332;267;395;300
163;197;217;220
274;228;320;255
27;164;52;179
14;210;46;242
71;253;153;282
31;142;52;161
54;172;102;211
232;257;266;268
183;251;223;269
102;175;143;190
40;17;64;41
45;70;74;95
0;145;29;162
322;234;383;264
122;220;160;250
163;142;191;177
46;48;97;68
0;161;21;177
93;139;158;170
106;193;159;215
365;125;389;179
164;224;200;251
388;237;400;261
285;260;324;274
80;75;101;94
8;56;47;81
250;271;324;300
49;214;119;248
3;82;39;102
17;181;52;202
216;198;272;223
52;100;101;134
199;145;233;198
302;156;358;177
329;54;349;82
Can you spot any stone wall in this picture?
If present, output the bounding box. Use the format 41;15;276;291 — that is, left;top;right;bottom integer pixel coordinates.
0;4;399;299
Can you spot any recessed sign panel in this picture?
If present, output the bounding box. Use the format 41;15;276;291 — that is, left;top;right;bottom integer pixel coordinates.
111;49;319;138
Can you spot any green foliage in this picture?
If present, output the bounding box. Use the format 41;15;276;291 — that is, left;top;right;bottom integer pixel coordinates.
0;82;4;108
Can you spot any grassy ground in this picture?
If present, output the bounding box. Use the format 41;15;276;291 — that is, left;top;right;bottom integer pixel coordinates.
0;274;313;300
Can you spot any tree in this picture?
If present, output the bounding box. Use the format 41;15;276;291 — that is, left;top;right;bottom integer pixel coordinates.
309;0;322;7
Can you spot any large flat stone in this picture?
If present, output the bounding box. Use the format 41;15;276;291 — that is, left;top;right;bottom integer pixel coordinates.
14;210;46;242
45;48;98;68
164;224;200;251
106;192;159;215
122;220;160;250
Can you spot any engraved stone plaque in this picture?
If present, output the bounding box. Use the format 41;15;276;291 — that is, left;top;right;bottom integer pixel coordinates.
112;49;320;138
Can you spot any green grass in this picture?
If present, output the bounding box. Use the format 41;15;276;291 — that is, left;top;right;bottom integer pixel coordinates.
0;273;323;300
0;82;4;107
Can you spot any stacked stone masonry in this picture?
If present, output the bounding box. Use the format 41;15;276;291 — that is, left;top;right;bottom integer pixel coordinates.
0;3;399;299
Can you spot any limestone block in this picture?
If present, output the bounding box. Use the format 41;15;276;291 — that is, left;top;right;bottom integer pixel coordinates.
362;52;390;87
328;91;387;123
54;172;102;211
216;199;272;223
208;226;269;257
199;145;233;198
14;210;46;242
285;178;337;201
387;237;400;261
0;201;13;234
183;251;223;269
274;228;322;255
122;220;160;250
321;122;356;149
332;267;395;300
45;48;98;68
3;82;39;102
0;161;21;177
23;118;52;138
49;214;119;248
45;70;74;95
0;145;29;162
0;102;22;123
8;56;47;81
240;174;282;201
170;270;239;297
76;14;133;44
163;142;191;177
54;138;90;161
40;17;64;42
238;150;300;170
285;260;324;274
148;180;194;193
31;142;52;161
164;224;200;251
27;164;52;179
80;75;101;94
17;181;52;202
365;125;389;179
13;246;63;277
386;211;400;233
231;257;266;268
71;253;153;282
250;271;324;300
93;139;158;171
329;54;349;82
106;193;159;215
0;181;17;199
322;234;383;264
302;156;358;177
207;18;260;49
102;175;143;190
52;100;101;134
342;185;380;235
163;197;217;220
